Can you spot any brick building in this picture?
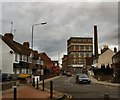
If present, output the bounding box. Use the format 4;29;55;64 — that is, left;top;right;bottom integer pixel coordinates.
62;55;68;72
67;37;93;73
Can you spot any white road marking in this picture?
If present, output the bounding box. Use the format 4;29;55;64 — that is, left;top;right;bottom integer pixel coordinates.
64;77;74;86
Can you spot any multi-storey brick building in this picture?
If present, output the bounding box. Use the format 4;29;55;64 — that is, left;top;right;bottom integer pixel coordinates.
67;37;93;73
62;55;68;71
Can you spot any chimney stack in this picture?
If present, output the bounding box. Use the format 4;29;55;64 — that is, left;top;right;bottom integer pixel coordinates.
4;33;14;41
114;47;117;53
94;25;98;57
23;42;30;48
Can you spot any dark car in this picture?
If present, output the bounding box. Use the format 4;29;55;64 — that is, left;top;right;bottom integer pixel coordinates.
76;74;91;84
1;73;12;82
66;72;72;77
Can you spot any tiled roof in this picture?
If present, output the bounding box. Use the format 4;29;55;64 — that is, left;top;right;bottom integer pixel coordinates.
39;52;53;69
1;33;52;67
32;50;39;59
0;34;31;56
13;41;31;56
112;50;120;58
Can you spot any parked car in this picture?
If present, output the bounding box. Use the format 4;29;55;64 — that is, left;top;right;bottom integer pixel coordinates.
66;72;72;77
1;73;12;82
62;71;67;75
76;74;91;84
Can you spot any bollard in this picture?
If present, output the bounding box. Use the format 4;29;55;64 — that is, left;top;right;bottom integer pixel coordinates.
32;78;35;87
37;78;39;89
42;76;44;91
50;81;53;99
104;93;109;100
12;83;17;100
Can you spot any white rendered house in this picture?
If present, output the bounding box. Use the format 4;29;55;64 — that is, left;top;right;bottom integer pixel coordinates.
93;47;116;68
0;34;14;74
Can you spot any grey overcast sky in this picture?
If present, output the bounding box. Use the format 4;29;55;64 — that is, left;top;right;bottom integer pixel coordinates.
1;1;119;63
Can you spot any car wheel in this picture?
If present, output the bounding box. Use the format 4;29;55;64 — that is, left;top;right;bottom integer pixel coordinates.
79;81;81;84
88;82;90;84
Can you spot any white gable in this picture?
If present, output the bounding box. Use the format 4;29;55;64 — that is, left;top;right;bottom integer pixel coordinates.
97;49;115;68
0;39;14;74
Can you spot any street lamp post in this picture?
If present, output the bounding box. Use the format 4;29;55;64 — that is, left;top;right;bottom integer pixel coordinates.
31;22;47;85
31;22;47;49
11;21;13;33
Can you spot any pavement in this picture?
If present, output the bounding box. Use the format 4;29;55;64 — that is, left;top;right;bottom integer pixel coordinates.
1;76;68;100
89;75;120;87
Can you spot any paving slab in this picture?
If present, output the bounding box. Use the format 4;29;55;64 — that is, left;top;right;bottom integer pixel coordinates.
1;76;64;100
2;85;50;99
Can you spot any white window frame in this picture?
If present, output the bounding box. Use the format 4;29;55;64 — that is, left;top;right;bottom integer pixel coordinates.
88;45;91;51
78;59;81;64
21;68;27;74
73;46;76;51
84;52;86;57
84;45;86;51
73;52;76;58
73;59;76;64
84;59;86;63
89;52;92;57
78;52;81;57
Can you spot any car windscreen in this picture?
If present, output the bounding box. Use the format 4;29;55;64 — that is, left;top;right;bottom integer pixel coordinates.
79;75;88;78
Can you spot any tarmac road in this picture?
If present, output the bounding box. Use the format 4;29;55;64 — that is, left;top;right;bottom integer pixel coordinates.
45;74;119;99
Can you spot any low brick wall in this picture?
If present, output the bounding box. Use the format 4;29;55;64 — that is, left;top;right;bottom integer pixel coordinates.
2;81;16;90
111;77;120;83
94;75;112;81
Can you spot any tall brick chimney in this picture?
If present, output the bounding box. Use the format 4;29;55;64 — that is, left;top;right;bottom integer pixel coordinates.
4;33;14;41
23;42;30;48
94;25;98;57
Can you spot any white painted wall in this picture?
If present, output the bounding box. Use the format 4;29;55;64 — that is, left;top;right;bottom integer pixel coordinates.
0;39;14;74
96;49;115;68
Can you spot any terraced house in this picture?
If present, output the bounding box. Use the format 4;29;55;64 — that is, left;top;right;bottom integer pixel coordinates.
0;33;54;78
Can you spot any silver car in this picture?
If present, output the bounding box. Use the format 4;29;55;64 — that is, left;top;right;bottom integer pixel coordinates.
76;74;91;84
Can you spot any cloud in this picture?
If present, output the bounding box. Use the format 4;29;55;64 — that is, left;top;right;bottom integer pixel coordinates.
2;2;118;62
1;0;119;2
